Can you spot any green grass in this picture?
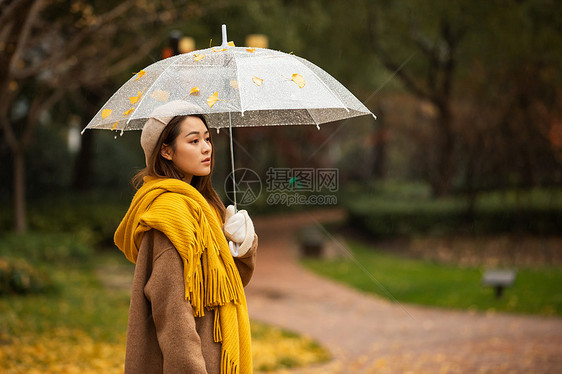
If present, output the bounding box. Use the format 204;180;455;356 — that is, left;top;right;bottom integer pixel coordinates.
302;240;562;316
0;251;330;372
0;259;131;343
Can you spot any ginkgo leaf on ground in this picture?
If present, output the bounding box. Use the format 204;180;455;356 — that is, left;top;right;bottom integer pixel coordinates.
252;76;264;86
189;87;200;95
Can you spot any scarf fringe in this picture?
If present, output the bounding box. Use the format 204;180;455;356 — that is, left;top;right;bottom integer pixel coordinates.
214;307;222;343
221;350;239;374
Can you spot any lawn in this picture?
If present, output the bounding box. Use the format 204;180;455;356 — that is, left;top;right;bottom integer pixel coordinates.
302;239;562;316
0;252;329;373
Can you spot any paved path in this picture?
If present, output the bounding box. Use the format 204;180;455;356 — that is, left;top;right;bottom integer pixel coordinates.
246;208;562;373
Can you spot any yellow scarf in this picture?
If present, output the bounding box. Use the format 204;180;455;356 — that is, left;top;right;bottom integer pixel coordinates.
114;176;252;374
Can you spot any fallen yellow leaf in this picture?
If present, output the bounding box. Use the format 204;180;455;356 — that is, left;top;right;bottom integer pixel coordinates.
230;81;239;89
150;89;170;102
102;109;112;119
111;121;119;130
292;73;305;88
207;91;219;108
228;41;235;47
189;87;200;95
246;48;256;53
129;90;141;105
252;76;263;86
134;70;146;81
193;53;205;61
212;48;227;52
123;107;134;116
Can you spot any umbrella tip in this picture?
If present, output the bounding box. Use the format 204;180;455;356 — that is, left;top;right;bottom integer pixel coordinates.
221;24;228;47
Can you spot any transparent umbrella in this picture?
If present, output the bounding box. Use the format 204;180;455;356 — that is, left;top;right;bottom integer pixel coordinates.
82;25;375;209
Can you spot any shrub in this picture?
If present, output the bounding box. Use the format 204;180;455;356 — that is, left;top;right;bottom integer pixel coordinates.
0;257;54;295
343;183;562;237
0;232;93;264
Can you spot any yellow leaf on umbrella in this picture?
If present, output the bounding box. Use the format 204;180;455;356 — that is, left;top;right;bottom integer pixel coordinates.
292;73;305;88
102;109;112;119
123;107;134;116
189;87;200;95
129;90;141;105
228;41;235;47
207;91;219;108
230;80;239;89
212;48;227;52
252;76;263;86
193;53;205;61
134;70;146;81
246;48;256;53
150;89;170;102
111;121;119;130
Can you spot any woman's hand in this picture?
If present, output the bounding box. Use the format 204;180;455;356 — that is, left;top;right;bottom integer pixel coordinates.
224;205;255;257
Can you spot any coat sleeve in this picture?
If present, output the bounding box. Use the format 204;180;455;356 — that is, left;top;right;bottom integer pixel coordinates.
234;233;258;287
144;245;208;374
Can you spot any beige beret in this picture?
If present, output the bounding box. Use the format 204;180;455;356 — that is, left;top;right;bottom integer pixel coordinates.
140;100;203;165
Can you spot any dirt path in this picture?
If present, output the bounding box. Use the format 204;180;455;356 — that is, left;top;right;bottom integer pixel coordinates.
246;208;562;373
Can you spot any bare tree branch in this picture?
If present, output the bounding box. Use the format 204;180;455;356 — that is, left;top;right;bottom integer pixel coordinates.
8;0;44;75
366;6;430;100
10;0;137;79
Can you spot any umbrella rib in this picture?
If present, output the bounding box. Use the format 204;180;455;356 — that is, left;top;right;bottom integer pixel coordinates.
230;50;246;117
126;55;182;126
297;57;351;114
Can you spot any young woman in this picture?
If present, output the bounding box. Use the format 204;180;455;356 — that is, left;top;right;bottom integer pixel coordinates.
114;101;258;374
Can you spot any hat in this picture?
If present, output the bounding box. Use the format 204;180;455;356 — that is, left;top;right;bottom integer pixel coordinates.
140;100;203;165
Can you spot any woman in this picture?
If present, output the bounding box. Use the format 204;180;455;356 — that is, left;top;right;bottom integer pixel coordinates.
114;101;258;374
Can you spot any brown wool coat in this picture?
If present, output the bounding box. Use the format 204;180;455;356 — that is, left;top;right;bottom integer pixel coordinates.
124;229;258;374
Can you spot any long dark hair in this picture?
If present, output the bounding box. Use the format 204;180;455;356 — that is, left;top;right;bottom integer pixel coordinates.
132;114;226;222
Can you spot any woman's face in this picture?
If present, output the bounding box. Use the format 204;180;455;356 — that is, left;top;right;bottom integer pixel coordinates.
161;116;212;183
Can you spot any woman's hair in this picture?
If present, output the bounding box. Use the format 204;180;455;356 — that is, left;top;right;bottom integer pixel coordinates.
132;114;226;222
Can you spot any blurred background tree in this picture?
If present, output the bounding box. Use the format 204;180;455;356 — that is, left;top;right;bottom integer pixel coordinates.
0;0;214;232
0;0;560;233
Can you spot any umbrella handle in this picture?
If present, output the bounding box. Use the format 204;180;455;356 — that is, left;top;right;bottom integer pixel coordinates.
228;111;237;213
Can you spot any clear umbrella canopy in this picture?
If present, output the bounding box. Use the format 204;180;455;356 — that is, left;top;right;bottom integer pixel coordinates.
82;25;375;210
83;36;373;134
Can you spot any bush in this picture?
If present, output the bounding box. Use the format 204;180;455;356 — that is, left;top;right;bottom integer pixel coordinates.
0;193;131;248
0;232;93;264
343;183;562;237
0;257;54;295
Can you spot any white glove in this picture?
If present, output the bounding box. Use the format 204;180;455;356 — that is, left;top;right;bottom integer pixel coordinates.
224;205;255;257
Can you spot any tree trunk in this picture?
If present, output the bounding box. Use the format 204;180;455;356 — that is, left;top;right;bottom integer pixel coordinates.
430;101;456;197
13;147;27;233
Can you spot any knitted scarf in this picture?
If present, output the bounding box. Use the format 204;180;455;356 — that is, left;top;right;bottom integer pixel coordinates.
114;176;252;374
